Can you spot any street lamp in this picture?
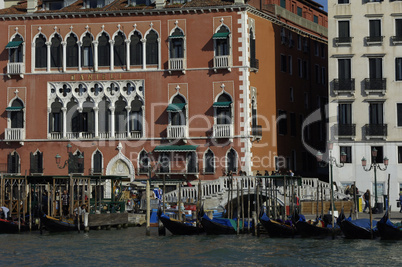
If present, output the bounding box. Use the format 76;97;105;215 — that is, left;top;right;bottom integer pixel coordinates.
55;143;84;172
361;147;388;212
316;142;346;229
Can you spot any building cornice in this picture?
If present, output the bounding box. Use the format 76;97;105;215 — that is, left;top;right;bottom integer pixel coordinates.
246;6;328;43
364;14;383;18
334;15;352;19
362;53;386;58
331;54;354;58
0;4;248;21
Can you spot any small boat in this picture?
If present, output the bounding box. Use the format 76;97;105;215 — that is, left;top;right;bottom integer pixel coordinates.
377;212;402;240
0;218;29;233
158;213;203;235
295;220;333;237
41;214;83;232
200;213;237;235
340;217;378;239
201;213;251;235
259;213;297;238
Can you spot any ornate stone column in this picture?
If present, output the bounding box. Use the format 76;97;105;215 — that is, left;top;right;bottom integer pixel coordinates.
46;41;51;72
110;106;115;138
125;39;131;71
94;106;99;138
61;41;67;72
62;106;67;138
93;40;98;72
110;39;115;71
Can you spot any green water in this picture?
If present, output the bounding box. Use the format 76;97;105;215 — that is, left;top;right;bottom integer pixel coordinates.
0;227;401;266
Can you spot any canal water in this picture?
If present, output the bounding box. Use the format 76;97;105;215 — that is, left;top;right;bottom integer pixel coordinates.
1;227;401;266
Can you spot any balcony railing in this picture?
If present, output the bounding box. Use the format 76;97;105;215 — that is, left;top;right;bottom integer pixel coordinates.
115;132;128;139
392;35;402;45
7;62;25;76
168;58;186;72
82;132;95;139
30;168;44;175
364;124;387;138
366;36;383;45
90;168;104;175
99;132;111;139
214;55;232;70
250;58;259;71
213;124;232;138
333;79;355;94
66;132;80;139
252;125;262;139
49;132;63;139
5;128;25;141
130;131;142;139
167;125;187;139
334;124;356;138
50;131;142;140
364;78;386;93
334;37;352;45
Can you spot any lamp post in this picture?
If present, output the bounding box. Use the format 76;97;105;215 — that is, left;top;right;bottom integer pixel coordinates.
55;143;84;172
316;142;346;229
145;152;153;236
361;148;388;212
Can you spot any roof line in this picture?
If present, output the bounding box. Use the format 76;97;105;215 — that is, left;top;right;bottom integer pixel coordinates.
0;4;247;20
246;6;327;44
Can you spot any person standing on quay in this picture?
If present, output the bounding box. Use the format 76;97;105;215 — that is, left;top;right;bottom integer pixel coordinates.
61;190;69;217
363;190;370;213
399;193;402;213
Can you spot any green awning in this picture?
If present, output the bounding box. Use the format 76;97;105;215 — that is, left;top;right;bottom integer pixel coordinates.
6;41;23;49
167;103;186;112
154;145;198;152
213;101;232;107
169;35;185;39
6;106;23;111
212;32;230;39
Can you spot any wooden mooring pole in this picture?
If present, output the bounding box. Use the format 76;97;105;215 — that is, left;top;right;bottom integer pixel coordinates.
369;190;373;239
247;183;250;233
29;184;32;231
237;180;240;235
18;180;21;233
146;180;151;236
387;174;390;219
241;180;244;234
158;175;166;236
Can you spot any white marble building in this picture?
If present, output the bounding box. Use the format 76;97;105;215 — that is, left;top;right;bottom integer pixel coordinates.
328;0;402;211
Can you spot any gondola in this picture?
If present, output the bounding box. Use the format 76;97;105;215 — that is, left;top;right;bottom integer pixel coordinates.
0;218;29;233
259;213;297;237
377;212;402;240
200;213;238;235
158;213;203;235
41;214;83;232
340;217;378;239
295;220;334;237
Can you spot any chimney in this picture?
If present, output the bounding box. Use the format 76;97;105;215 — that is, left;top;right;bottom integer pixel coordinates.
155;0;165;9
27;0;38;13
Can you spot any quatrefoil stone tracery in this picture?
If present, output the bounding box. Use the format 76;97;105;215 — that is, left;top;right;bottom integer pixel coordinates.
123;83;135;95
75;84;87;96
59;84;71;97
107;83;119;96
49;81;145;110
91;84;103;96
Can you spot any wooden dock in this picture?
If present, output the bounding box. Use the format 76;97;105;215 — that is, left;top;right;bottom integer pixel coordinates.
300;200;354;215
